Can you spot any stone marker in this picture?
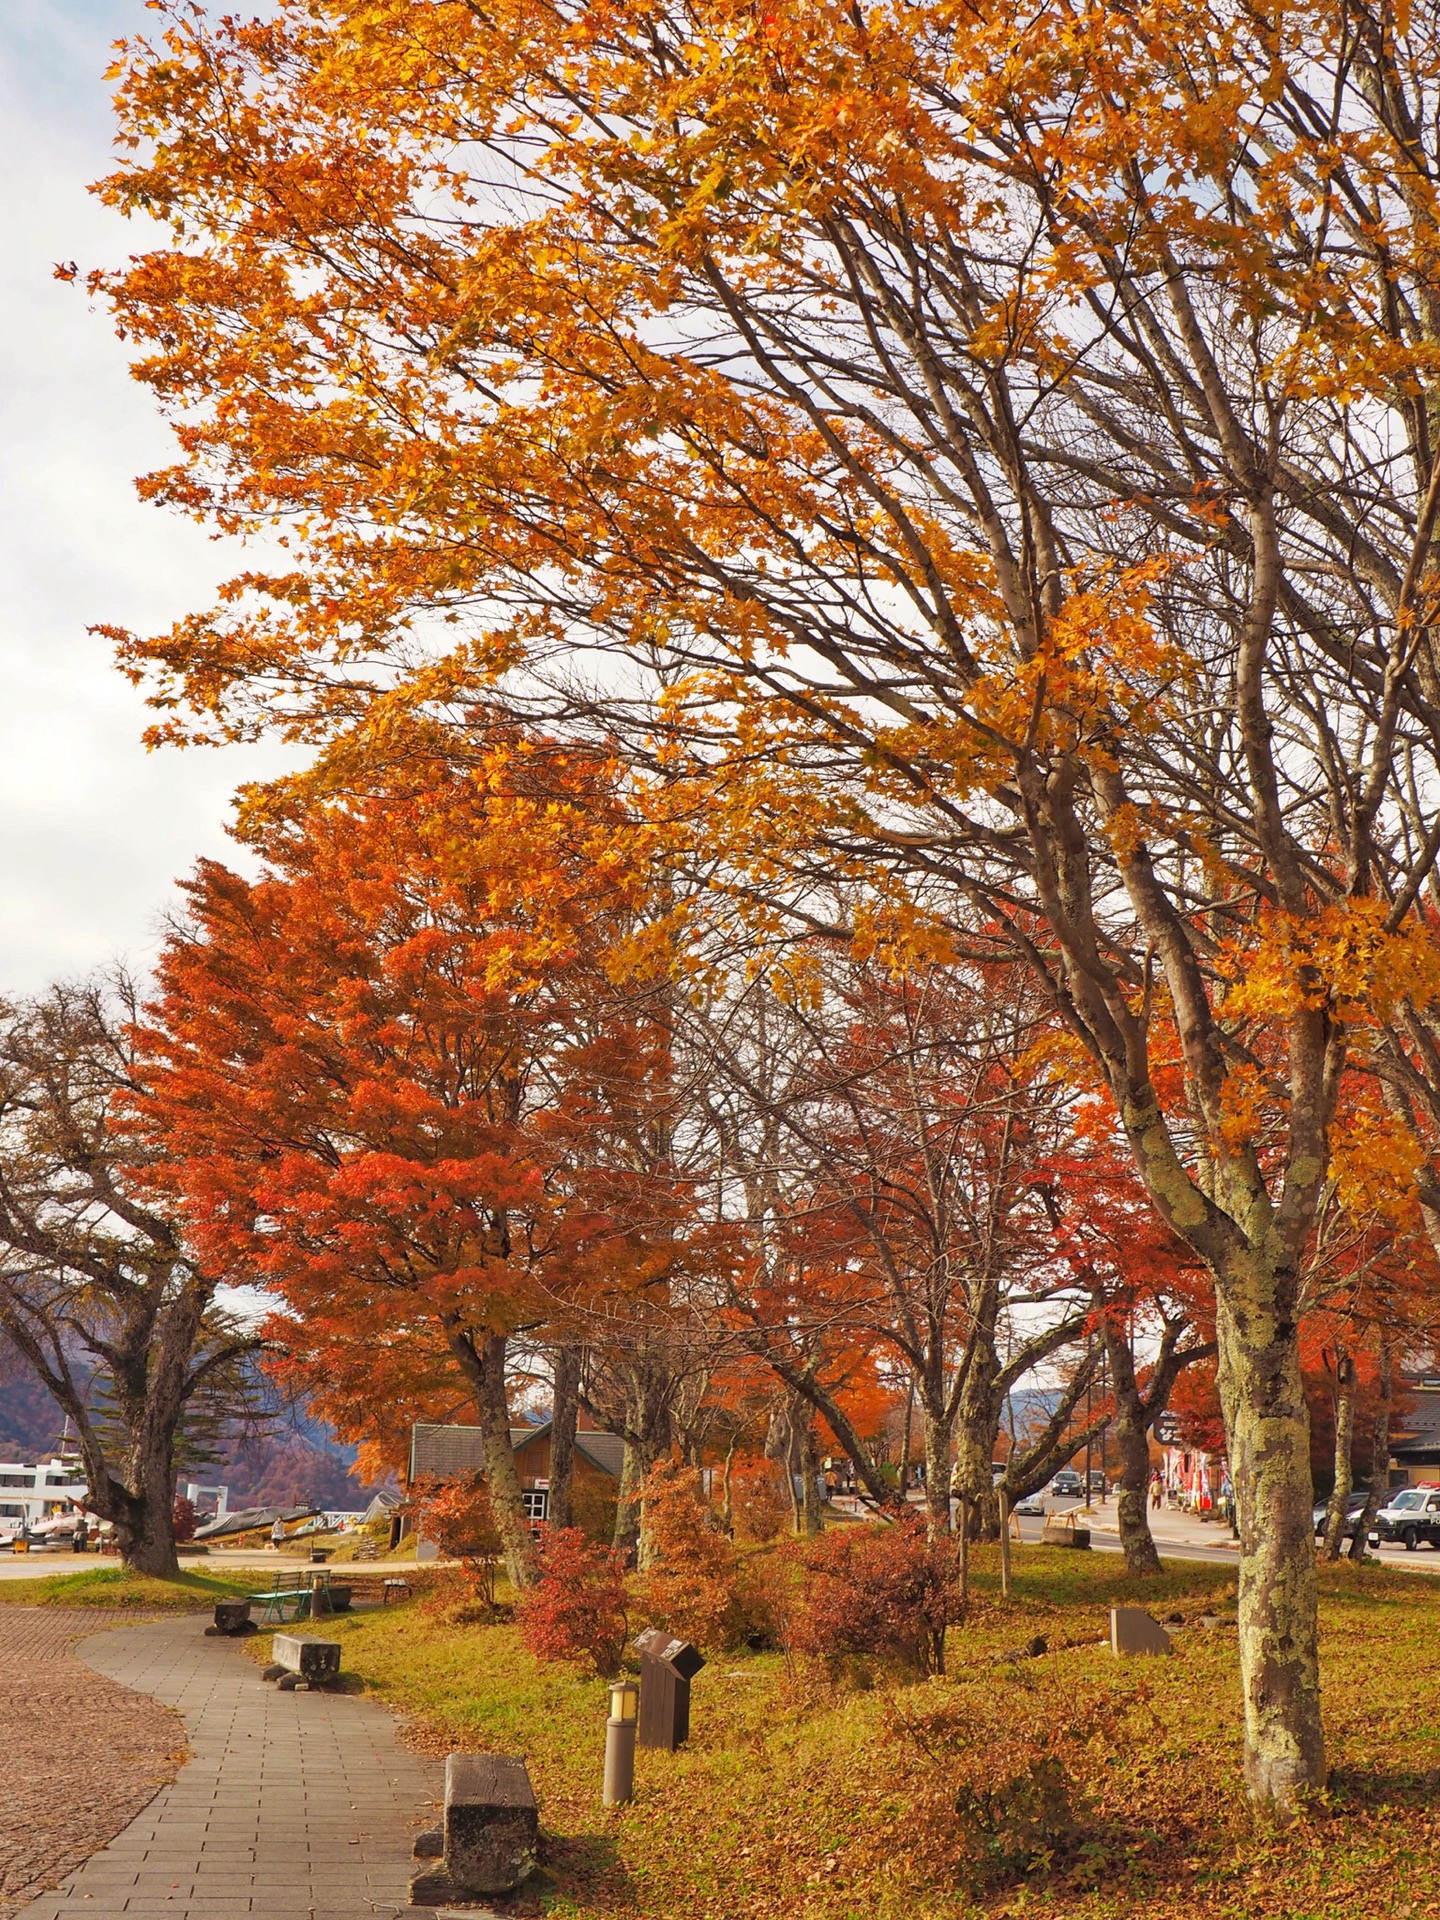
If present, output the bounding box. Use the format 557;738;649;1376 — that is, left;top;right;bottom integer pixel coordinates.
998;1634;1049;1665
1109;1607;1172;1657
205;1599;255;1637
268;1633;342;1689
408;1753;538;1906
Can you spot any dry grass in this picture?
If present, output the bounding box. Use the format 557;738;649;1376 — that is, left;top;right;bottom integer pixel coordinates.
246;1546;1440;1919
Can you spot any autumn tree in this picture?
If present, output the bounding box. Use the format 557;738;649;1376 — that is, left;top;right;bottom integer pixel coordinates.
694;951;1100;1539
1038;1129;1214;1574
98;0;1440;1803
0;980;254;1575
1298;1111;1440;1560
133;732;667;1586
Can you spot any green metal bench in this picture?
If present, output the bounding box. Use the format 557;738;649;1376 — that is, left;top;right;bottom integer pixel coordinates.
251;1587;311;1624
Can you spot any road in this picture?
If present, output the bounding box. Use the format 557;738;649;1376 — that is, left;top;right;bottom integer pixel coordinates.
1010;1498;1440;1572
1011;1502;1240;1565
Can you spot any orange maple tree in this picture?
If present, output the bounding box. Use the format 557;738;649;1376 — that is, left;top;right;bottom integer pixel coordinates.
132;729;670;1583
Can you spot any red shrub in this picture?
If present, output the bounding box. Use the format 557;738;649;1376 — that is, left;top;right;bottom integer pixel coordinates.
788;1515;962;1677
414;1474;503;1608
172;1494;197;1545
638;1460;743;1650
516;1527;629;1676
728;1454;790;1543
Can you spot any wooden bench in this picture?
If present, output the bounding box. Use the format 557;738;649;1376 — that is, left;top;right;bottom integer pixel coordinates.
409;1754;537;1905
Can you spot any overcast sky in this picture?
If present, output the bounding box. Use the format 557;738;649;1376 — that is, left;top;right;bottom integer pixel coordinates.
0;1;290;995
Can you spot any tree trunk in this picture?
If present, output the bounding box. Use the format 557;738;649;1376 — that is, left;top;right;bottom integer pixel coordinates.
721;1435;736;1535
1112;1407;1160;1575
455;1329;535;1590
1321;1352;1356;1562
121;1474;182;1577
1350;1339;1392;1562
548;1344;581;1533
59;1290;211;1580
952;1368;999;1538
613;1439;645;1560
951;1309;1002;1535
1102;1320;1162;1575
754;1347;901;1510
920;1398;954;1539
603;1358;673;1565
1217;1294;1325;1806
801;1420;823;1535
108;1410;182;1577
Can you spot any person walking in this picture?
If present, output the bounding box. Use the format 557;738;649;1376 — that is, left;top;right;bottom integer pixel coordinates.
270;1516;286;1552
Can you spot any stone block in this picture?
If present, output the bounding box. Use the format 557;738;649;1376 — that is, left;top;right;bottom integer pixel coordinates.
206;1600;255;1636
1109;1607;1171;1657
270;1634;342;1685
1041;1513;1091;1548
409;1753;536;1904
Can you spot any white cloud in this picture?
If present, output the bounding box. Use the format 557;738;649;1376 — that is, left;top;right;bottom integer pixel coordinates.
0;1;294;993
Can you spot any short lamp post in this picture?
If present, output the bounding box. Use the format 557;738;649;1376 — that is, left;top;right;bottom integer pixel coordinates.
602;1679;638;1807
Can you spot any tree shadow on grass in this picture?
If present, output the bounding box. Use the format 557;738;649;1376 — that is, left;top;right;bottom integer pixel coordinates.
1325;1764;1440;1811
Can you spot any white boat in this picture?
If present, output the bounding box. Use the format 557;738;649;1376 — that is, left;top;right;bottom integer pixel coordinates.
0;1456;90;1541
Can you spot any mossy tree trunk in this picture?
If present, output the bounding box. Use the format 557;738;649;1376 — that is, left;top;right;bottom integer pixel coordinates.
547;1343;582;1533
1320;1351;1357;1562
1108;1337;1162;1576
1215;1283;1324;1807
1349;1339;1392;1562
801;1421;824;1534
1096;1308;1211;1577
450;1327;535;1591
920;1393;956;1539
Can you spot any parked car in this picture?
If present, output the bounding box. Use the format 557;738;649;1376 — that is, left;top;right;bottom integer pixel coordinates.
1051;1469;1083;1499
1311;1490;1370;1538
1086;1470;1108;1495
1013;1490;1047;1516
1370;1486;1440;1550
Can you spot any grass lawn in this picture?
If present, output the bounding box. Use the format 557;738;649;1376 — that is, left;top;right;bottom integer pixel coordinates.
0;1564;282;1609
250;1548;1440;1920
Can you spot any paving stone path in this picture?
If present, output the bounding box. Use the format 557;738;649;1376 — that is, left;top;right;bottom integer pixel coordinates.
17;1613;444;1920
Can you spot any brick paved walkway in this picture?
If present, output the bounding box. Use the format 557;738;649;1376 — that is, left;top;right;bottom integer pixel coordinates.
0;1610;184;1919
17;1614;443;1920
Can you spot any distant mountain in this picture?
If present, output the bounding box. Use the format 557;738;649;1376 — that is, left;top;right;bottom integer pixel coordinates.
209;1424;385;1511
0;1342;384;1509
0;1352;72;1458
